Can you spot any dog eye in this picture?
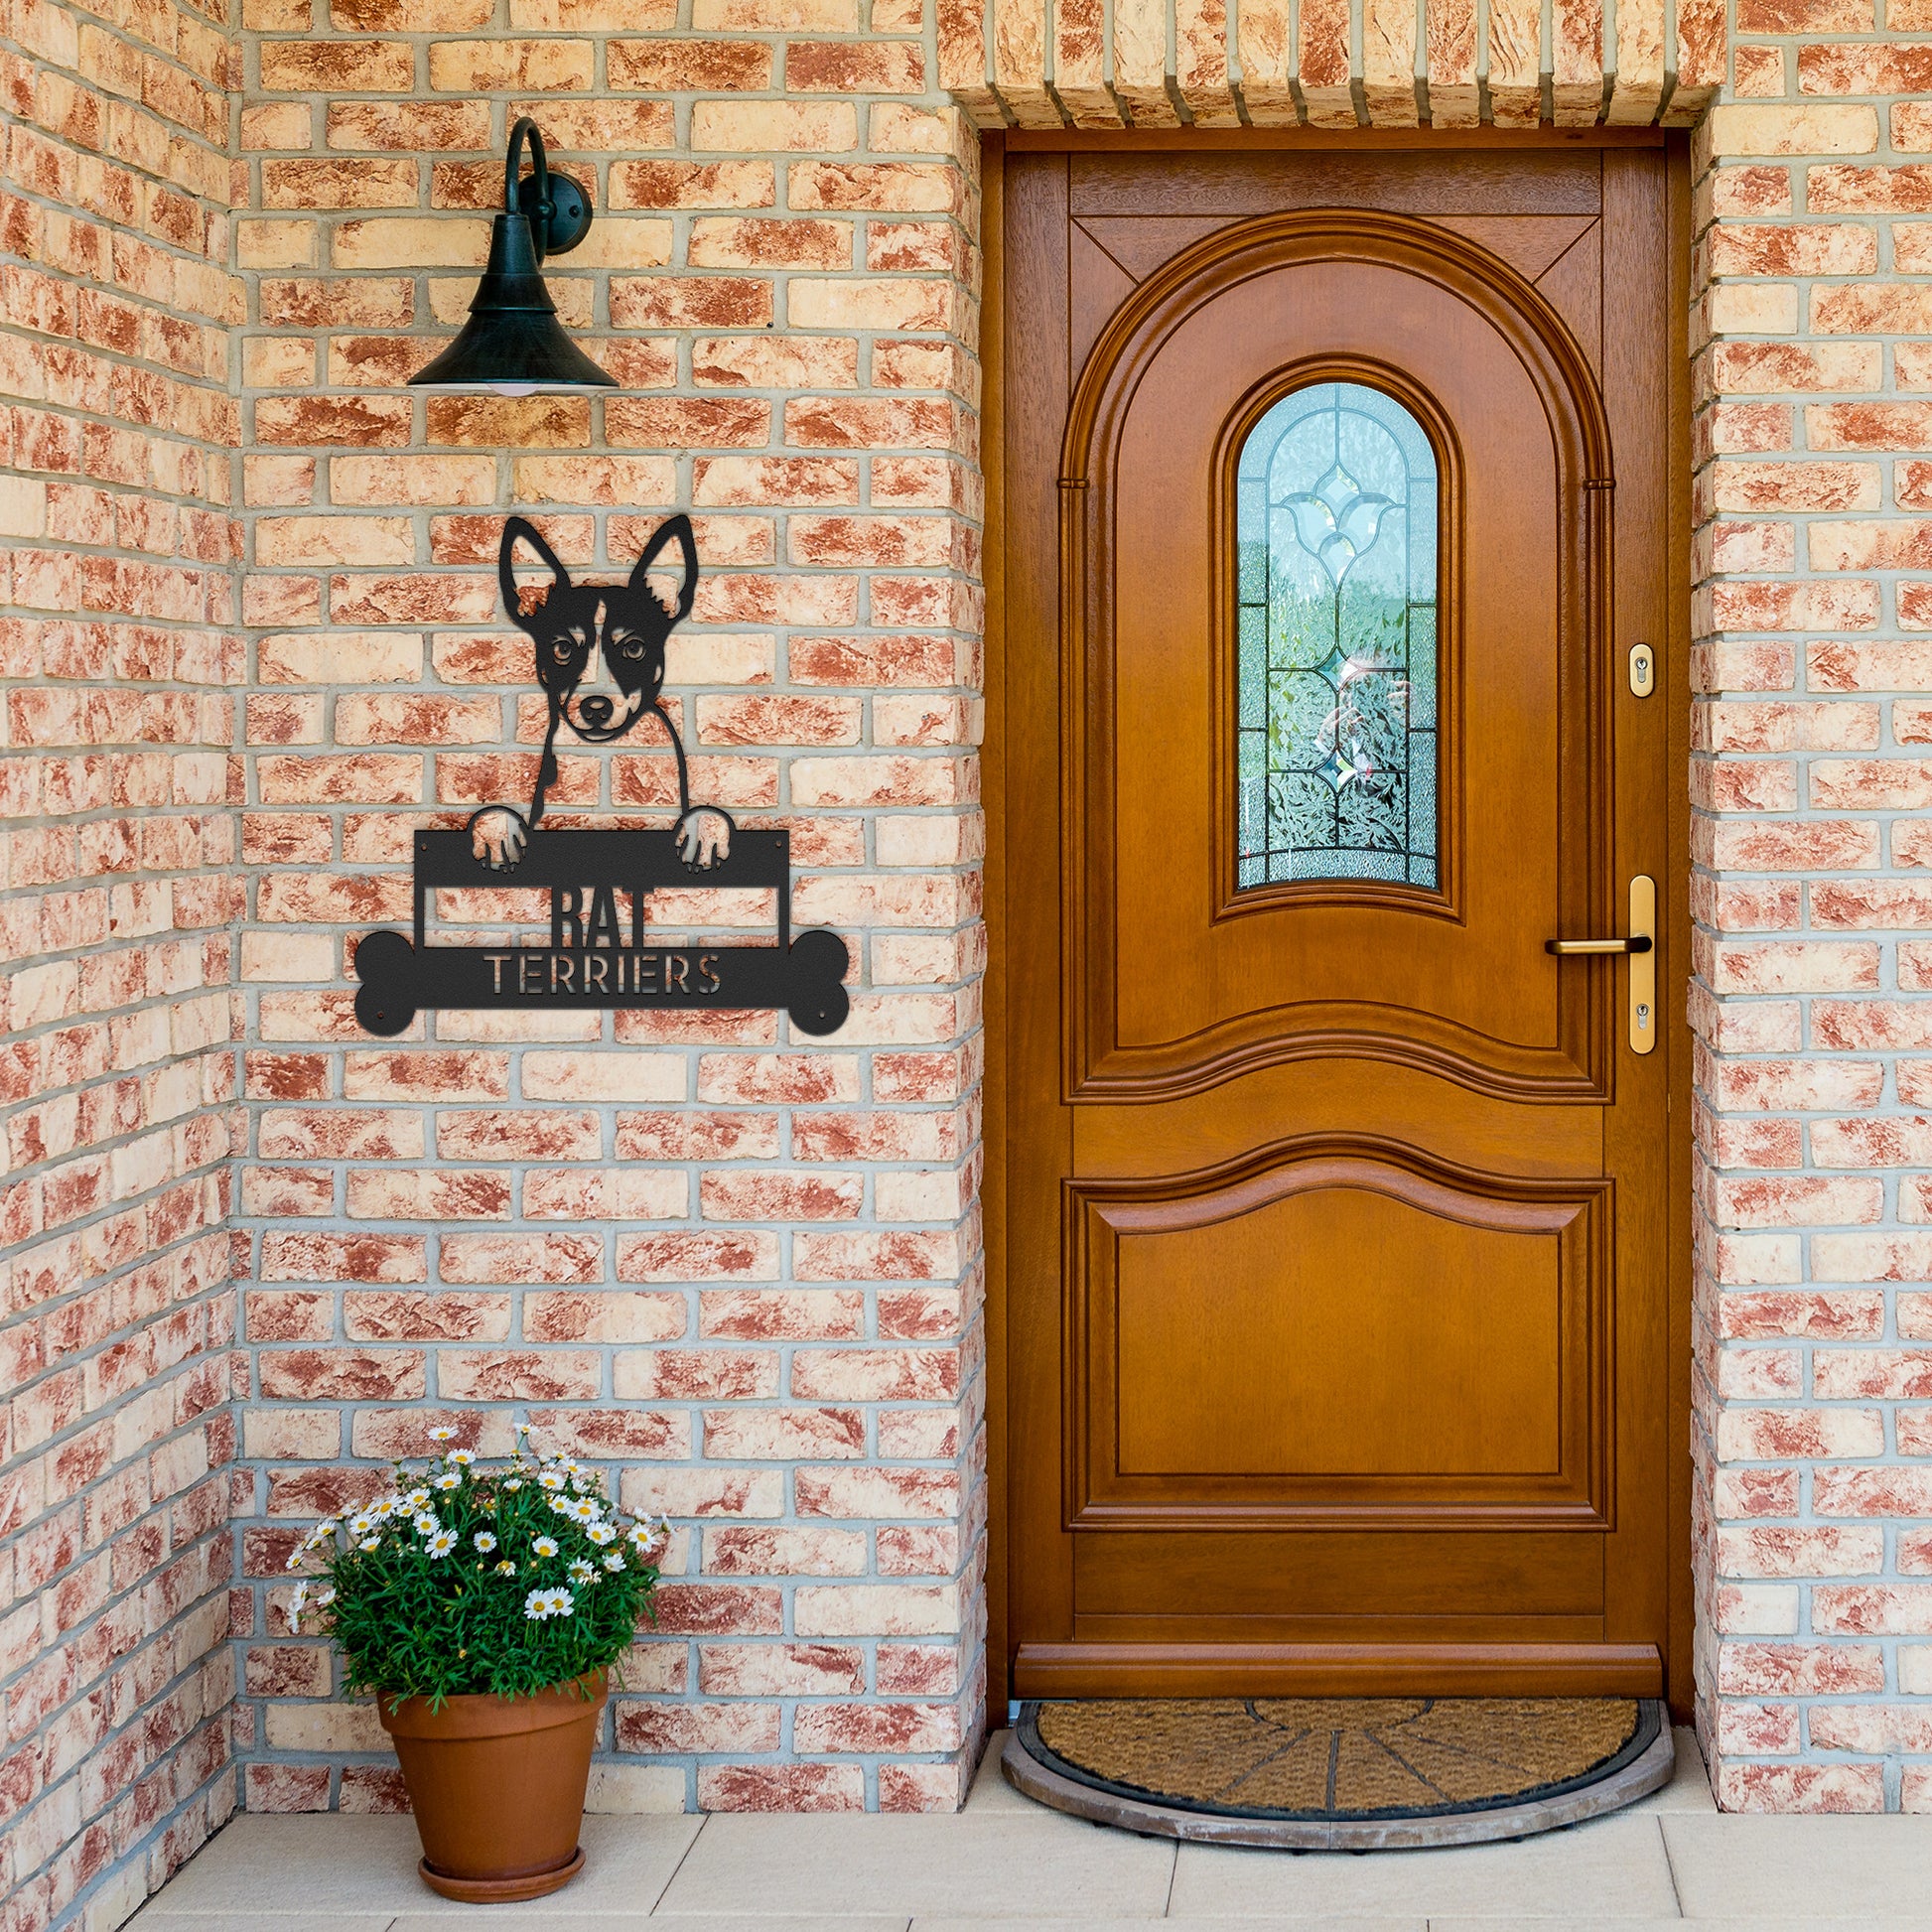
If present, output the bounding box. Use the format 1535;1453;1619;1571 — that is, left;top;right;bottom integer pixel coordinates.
550;641;573;662
621;640;645;657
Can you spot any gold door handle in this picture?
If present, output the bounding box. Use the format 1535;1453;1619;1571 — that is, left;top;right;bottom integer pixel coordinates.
1544;877;1657;1055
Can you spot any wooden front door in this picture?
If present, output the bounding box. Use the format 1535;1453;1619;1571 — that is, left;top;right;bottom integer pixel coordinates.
998;141;1688;1702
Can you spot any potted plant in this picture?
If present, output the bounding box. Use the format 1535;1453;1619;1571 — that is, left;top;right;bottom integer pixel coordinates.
285;1425;669;1902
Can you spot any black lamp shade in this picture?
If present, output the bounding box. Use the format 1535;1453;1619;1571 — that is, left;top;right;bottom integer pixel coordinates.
409;120;615;396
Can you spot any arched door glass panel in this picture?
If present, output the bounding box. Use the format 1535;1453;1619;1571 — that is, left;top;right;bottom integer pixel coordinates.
1236;380;1440;890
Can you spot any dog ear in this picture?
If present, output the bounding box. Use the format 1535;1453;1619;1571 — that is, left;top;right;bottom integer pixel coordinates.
499;516;573;627
627;513;699;625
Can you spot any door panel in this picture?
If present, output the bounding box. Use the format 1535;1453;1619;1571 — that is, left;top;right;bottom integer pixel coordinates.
1004;144;1683;1700
1116;1192;1564;1479
1070;1148;1608;1529
1096;1165;1582;1480
1076;221;1607;1104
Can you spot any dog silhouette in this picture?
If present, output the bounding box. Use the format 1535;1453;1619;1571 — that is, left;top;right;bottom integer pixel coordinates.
469;514;733;873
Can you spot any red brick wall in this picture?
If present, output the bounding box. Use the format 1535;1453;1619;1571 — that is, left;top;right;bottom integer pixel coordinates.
1690;79;1932;1812
227;12;988;1817
0;0;244;1919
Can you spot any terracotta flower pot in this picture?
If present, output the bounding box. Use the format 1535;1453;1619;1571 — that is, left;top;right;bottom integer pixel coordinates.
377;1673;607;1902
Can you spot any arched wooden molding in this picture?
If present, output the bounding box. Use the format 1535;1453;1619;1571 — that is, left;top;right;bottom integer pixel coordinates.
940;0;1723;129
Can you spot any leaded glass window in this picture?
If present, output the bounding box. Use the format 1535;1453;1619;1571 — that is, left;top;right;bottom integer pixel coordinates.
1236;381;1440;891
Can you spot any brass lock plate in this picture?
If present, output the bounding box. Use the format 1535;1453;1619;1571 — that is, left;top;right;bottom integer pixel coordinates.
1629;874;1656;1055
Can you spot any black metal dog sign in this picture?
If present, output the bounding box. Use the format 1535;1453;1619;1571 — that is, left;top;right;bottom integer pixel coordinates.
351;515;850;1038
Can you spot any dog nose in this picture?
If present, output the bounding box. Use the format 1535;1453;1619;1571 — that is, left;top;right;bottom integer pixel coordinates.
580;695;614;727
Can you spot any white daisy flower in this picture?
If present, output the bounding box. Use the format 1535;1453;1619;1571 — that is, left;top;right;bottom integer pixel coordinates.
586;1523;617;1546
315;1586;336;1608
494;1559;517;1576
523;1587;560;1621
602;1552;626;1573
473;1531;497;1554
538;1470;567;1491
433;1470;461;1491
532;1535;559;1559
413;1511;439;1536
427;1529;458;1558
568;1559;595;1585
448;1449;476;1466
502;1478;523;1492
346;1513;373;1538
429;1426;457;1443
404;1488;430;1510
359;1537;380;1552
284;1550;303;1573
566;1498;599;1524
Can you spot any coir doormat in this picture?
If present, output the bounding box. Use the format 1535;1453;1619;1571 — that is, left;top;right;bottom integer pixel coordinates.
1004;1697;1673;1849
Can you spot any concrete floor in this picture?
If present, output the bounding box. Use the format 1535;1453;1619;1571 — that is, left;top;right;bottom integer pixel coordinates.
130;1728;1932;1930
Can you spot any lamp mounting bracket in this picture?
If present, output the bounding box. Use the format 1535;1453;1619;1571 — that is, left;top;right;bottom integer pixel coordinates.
504;116;593;261
519;167;591;256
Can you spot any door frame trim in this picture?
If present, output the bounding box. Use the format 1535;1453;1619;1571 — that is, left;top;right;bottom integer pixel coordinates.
1003;128;1675;152
979;128;1695;1720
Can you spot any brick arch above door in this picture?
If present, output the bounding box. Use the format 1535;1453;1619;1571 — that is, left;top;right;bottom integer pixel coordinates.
937;0;1725;130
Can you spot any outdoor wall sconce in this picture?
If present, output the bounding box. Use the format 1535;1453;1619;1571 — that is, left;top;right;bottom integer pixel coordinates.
410;116;615;396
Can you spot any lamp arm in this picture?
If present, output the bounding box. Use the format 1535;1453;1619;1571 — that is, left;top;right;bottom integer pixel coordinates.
503;116;551;262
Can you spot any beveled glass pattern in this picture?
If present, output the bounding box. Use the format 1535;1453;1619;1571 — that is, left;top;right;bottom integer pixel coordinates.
1236;381;1440;891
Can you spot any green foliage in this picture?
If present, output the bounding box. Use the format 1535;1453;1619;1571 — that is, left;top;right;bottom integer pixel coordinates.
286;1427;668;1708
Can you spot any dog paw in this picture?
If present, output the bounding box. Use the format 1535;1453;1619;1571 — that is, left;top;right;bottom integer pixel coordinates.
471;807;528;872
676;808;732;871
